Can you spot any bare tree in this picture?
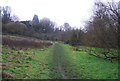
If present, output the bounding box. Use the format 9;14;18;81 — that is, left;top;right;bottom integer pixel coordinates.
84;0;119;48
11;14;19;22
2;6;12;24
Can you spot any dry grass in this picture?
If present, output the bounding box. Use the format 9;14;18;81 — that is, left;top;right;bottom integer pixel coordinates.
2;35;53;48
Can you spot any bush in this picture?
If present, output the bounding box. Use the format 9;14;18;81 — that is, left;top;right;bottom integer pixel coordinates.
3;22;28;35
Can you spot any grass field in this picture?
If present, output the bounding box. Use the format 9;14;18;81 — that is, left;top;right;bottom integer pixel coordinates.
2;45;55;79
2;43;118;79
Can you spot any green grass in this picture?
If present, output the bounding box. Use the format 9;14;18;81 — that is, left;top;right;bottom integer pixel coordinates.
0;47;2;80
77;46;118;58
62;44;118;79
2;45;56;79
2;43;119;79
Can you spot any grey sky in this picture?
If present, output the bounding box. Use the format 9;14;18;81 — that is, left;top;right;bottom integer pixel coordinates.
0;0;117;28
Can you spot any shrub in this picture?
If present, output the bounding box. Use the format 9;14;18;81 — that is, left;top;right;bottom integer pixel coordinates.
3;22;28;35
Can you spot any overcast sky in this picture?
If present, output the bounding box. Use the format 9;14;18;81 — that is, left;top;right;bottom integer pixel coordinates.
0;0;117;28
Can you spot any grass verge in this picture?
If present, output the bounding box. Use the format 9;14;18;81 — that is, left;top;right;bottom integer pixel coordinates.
62;44;118;79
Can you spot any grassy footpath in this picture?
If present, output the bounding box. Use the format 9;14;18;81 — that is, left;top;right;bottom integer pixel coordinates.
2;43;118;79
62;44;118;79
51;43;82;79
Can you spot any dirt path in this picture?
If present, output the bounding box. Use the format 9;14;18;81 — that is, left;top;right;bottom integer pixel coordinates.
53;43;69;79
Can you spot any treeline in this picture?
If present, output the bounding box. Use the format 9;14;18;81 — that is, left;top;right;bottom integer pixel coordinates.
0;6;73;41
0;6;56;40
1;0;119;49
62;1;119;49
83;1;119;49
